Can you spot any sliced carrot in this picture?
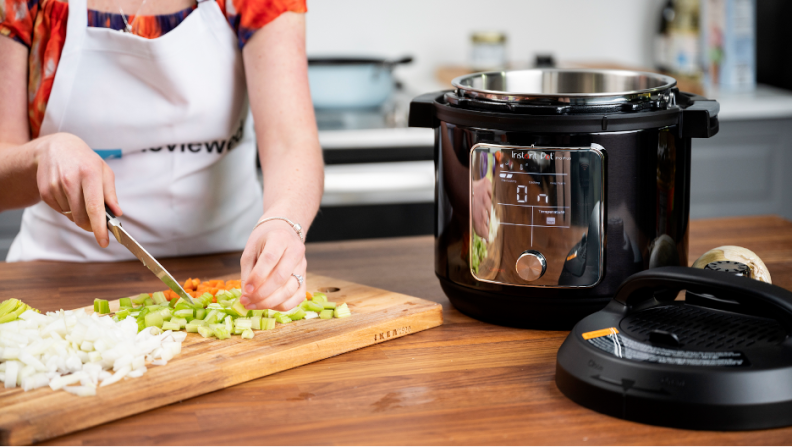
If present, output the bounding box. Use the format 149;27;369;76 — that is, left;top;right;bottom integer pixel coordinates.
191;278;200;288
306;292;313;300
209;287;219;295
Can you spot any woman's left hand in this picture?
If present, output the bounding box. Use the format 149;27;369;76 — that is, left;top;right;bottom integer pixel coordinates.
239;219;306;311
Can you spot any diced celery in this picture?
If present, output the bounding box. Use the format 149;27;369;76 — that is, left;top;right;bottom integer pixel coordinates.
289;308;306;321
334;303;351;318
219;299;232;308
144;298;154;306
197;326;214;338
190;319;206;325
119;297;133;308
233;327;245;335
206;303;223;310
185;323;201;333
261;317;276;330
323;302;337;310
174;309;194;319
319;309;333;319
251;309;265;317
132;293;149;305
265;309;278;318
174;303;191;311
275;314;291;324
250;315;262;330
195;308;207;320
152;292;167;305
311;292;328;303
94;299;110;314
241;329;254;339
224;315;233;333
302;301;324;313
115;309;130;320
162;321;180;331
234;318;253;330
159;308;172;320
212;324;230;340
231;299;250;318
170;317;188;328
145;312;164;328
205;309;219;324
137;319;146;332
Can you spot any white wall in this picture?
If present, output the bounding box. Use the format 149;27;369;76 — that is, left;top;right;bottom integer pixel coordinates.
306;0;666;92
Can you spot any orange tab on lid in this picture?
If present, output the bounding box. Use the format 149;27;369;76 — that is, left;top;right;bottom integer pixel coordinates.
582;327;619;340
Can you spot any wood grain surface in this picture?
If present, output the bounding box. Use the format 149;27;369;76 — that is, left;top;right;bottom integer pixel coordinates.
1;216;791;445
0;275;441;445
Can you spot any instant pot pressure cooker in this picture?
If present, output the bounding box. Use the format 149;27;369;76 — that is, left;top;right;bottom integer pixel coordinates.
409;69;720;329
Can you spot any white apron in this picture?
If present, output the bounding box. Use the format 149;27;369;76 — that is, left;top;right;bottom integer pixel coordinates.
7;0;263;262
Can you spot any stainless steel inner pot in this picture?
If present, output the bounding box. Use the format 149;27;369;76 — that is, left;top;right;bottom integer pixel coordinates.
451;69;677;105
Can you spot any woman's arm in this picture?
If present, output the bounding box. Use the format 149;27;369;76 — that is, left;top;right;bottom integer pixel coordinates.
0;37;122;247
239;12;324;311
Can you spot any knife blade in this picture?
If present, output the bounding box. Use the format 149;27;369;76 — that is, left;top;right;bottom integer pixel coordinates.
105;205;196;305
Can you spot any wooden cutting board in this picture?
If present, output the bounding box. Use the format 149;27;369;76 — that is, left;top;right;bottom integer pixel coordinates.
0;274;443;446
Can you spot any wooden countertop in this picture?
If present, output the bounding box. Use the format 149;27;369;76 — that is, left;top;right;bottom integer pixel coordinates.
2;216;792;445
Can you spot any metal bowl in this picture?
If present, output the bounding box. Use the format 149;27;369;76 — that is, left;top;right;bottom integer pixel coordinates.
451;69;677;105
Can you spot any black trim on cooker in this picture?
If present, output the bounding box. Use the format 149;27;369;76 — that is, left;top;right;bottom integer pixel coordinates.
409;91;719;137
435;96;680;133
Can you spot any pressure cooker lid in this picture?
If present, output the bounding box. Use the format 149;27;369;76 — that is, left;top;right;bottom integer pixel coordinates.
452;69;677;106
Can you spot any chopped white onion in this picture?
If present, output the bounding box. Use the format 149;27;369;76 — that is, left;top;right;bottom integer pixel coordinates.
0;308;184;395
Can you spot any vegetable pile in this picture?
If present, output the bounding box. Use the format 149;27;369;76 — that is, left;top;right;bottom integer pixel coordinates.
110;278;351;340
1;278;351;396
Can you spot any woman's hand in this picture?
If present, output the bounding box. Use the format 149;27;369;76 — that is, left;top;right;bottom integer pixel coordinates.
34;132;123;247
239;219;306;311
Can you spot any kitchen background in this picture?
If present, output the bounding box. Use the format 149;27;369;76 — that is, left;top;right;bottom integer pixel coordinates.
1;0;791;258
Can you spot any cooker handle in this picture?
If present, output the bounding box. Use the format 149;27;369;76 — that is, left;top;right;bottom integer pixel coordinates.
408;91;444;128
680;92;720;138
613;266;792;331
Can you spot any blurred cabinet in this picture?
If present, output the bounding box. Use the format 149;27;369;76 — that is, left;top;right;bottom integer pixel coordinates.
690;117;792;220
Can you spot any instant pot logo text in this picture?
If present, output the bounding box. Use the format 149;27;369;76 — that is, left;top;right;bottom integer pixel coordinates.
140;119;245;155
511;151;571;161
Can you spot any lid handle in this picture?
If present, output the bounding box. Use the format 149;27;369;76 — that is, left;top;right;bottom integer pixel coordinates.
408;91;445;128
681;92;720;138
613;266;792;331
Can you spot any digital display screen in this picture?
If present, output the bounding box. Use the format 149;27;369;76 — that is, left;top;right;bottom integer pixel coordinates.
469;144;604;287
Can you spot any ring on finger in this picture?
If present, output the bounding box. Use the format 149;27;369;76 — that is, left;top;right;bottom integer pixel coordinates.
62;210;72;215
291;273;304;287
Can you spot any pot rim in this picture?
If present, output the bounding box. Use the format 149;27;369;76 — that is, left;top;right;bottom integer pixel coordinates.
451;69;678;102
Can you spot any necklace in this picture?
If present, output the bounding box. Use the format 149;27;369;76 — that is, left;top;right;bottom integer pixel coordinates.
110;0;150;33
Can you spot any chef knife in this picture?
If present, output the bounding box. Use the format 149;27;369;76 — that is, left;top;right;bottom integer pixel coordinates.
105;205;196;305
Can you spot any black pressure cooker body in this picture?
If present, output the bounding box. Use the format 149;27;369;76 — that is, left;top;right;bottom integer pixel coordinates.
409;69;720;329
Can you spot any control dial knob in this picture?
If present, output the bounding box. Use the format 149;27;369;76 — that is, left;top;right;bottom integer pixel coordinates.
516;250;547;281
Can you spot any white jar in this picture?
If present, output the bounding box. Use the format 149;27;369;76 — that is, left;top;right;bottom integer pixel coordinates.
470;31;507;71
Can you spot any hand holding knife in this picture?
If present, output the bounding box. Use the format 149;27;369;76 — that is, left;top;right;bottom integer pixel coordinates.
105;205;196;304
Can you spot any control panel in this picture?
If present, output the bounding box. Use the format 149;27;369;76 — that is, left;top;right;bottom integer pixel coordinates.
469;143;604;288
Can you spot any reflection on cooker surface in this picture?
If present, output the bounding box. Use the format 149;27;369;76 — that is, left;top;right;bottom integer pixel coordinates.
469;144;603;287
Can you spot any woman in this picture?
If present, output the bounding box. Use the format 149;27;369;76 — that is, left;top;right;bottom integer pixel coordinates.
0;0;324;311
